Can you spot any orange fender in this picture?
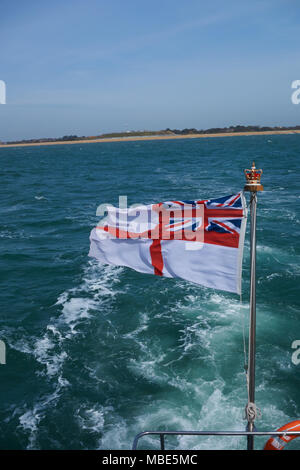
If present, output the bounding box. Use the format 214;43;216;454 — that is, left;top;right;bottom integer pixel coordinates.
264;420;300;450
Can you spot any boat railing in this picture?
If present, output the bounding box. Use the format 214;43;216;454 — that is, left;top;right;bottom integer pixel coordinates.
132;430;300;450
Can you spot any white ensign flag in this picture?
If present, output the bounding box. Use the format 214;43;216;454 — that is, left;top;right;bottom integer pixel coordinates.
89;192;247;294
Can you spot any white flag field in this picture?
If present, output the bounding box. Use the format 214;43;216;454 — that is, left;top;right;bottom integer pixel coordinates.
89;192;247;294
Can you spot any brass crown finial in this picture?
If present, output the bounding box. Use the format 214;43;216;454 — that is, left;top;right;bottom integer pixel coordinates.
244;162;263;192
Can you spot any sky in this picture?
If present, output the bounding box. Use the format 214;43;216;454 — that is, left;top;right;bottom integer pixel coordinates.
0;0;300;141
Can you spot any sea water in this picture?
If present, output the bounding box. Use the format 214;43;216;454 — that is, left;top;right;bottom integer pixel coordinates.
0;135;299;450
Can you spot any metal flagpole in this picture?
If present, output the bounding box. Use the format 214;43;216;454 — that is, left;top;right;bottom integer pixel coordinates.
243;162;263;450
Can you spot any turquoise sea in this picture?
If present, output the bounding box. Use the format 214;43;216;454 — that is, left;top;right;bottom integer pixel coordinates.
0;135;299;450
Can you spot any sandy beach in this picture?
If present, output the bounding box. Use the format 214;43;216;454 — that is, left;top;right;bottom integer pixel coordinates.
1;129;300;149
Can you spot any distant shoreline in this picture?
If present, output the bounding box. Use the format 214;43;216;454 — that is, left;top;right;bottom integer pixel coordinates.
1;129;300;149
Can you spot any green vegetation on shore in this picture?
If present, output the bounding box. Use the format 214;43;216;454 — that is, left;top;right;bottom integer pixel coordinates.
2;125;300;145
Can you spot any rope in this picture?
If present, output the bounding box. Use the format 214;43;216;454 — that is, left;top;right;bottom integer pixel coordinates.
240;193;249;395
240;293;249;400
241;190;250;401
241;190;262;422
244;402;261;423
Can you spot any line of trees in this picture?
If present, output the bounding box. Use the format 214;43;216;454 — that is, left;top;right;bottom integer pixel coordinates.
166;125;300;135
3;125;300;145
